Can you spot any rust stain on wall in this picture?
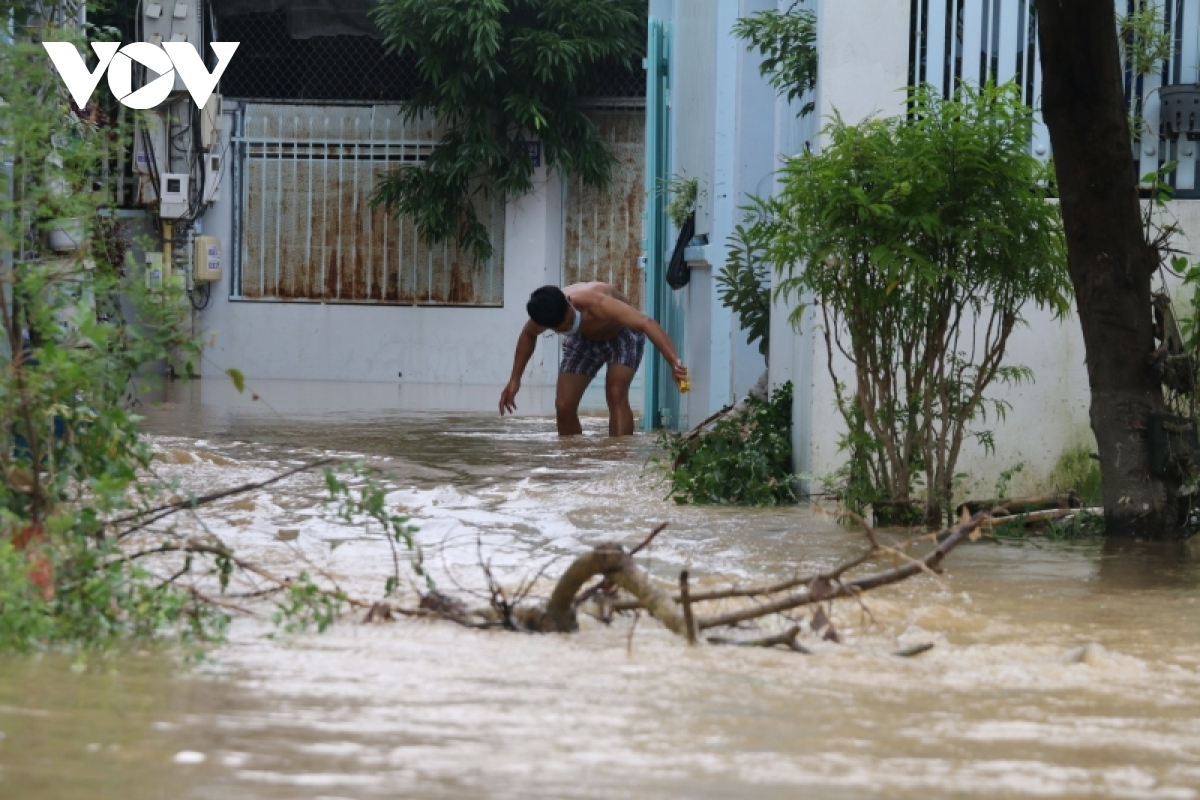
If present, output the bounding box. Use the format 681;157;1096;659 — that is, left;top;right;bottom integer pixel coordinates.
238;105;503;306
563;110;646;310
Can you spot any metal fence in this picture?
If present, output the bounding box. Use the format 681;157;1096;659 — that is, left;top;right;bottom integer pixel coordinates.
232;103;505;305
214;9;645;103
910;0;1200;192
215;11;425;103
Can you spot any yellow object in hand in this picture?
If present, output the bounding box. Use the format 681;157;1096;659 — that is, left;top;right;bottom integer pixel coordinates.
679;380;690;393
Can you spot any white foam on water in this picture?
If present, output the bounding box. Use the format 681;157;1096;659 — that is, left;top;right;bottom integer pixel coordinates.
134;430;1200;799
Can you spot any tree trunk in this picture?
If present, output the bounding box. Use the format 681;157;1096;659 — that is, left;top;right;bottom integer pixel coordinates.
1033;0;1181;538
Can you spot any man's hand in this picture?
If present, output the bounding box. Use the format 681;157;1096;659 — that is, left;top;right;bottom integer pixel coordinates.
671;359;689;388
499;381;520;415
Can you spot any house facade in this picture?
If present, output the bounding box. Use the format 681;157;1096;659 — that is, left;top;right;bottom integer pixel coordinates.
137;1;649;414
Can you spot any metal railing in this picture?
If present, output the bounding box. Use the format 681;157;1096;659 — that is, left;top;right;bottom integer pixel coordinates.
910;0;1200;192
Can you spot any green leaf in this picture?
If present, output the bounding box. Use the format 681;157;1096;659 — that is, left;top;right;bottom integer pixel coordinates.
226;368;246;394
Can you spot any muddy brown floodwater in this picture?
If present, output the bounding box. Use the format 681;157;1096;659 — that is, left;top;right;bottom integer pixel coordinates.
3;382;1200;799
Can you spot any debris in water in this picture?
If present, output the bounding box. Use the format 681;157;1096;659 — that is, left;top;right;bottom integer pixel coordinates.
172;751;206;764
1064;641;1109;665
419;592;469;619
894;642;935;657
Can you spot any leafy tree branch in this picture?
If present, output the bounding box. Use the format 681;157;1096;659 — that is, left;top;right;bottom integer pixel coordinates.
370;0;646;262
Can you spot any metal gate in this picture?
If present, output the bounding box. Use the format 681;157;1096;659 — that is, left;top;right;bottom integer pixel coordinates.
232;103;505;305
562;107;646;310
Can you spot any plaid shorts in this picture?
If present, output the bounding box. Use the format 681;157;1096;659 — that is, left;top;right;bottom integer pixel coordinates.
560;327;646;376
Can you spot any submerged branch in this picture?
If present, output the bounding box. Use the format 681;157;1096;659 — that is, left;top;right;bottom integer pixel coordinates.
124;539;373;610
112;458;338;538
707;625;810;653
538;543;686;634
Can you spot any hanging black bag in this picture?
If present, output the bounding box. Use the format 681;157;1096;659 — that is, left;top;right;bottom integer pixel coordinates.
666;211;695;290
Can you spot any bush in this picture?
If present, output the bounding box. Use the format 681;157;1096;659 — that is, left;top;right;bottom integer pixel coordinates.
750;82;1069;525
660;382;796;506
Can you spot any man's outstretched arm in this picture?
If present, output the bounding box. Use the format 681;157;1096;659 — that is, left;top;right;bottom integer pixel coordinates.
591;297;688;386
500;321;543;415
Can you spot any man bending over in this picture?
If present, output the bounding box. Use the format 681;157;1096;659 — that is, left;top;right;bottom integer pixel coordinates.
499;282;688;436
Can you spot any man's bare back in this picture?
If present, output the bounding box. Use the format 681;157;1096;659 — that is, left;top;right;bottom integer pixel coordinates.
559;282;634;340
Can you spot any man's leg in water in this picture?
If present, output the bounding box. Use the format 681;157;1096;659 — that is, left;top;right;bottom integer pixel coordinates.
604;363;636;436
555;372;592;435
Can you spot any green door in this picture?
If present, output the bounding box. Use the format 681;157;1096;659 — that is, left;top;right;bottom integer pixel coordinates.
642;17;685;430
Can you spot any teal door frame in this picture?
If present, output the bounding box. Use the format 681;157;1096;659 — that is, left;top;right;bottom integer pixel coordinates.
642;17;683;430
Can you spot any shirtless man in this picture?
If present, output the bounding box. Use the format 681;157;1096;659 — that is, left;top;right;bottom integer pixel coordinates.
499;282;688;436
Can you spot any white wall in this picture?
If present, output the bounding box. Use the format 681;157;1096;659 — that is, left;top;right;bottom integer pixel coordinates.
775;0;910;492
679;0;775;424
814;0;910;124
196;107;575;415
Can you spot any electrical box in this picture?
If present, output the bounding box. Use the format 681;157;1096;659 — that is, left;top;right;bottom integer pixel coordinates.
159;173;189;219
194;236;222;282
144;252;167;289
202;153;221;203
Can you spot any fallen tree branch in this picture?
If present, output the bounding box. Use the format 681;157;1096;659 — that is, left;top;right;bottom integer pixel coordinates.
680;570;696;645
670;372;769;467
694;512;987;631
187;586;259;617
707;625;810;653
630;522;668;555
981;506;1101;530
957;491;1080;517
608;528;944;612
537;543;687;634
124;539;372;610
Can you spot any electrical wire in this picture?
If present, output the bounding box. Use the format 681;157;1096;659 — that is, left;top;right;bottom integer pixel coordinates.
140;125;162;201
188;278;212;310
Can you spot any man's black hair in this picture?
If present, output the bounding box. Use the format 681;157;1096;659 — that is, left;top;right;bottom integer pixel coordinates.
527;285;570;328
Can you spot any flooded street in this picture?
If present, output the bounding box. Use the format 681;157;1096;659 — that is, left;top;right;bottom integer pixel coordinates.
3;383;1200;799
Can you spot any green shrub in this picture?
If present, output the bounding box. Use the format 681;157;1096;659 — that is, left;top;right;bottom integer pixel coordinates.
717;223;771;357
660;382;796;506
751;82;1069;525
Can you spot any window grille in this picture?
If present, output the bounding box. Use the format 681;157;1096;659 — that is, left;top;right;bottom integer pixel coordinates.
232;103;505;305
909;0;1200;193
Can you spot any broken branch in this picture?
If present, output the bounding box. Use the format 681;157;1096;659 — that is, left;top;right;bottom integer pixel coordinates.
707;625;810;653
694;512;987;631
